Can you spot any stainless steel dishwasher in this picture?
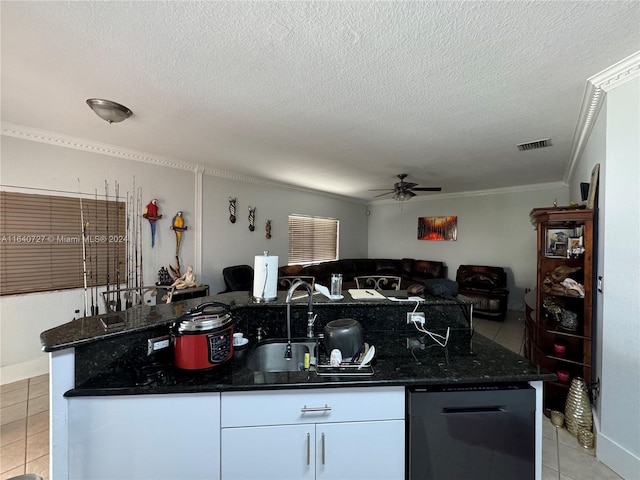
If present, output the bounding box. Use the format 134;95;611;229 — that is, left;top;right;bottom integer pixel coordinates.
407;383;536;480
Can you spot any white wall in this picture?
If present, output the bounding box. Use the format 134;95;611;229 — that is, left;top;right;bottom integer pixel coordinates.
0;135;368;383
597;77;640;479
0;136;196;383
569;94;606;419
201;175;368;294
367;185;569;310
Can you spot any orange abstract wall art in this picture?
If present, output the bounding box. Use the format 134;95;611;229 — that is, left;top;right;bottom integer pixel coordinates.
418;216;457;241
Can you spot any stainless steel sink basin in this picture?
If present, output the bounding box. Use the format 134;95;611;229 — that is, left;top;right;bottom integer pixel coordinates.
247;339;317;372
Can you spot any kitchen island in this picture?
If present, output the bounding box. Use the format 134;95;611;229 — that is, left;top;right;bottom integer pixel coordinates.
42;291;554;479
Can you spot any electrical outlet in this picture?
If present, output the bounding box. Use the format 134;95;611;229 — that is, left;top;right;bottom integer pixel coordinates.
147;335;170;355
407;312;425;324
406;337;424;350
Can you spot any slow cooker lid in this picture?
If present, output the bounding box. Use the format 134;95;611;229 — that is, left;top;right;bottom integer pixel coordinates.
177;302;233;332
178;313;232;332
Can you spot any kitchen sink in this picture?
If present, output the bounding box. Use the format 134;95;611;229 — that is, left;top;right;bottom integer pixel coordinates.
247;339;317;372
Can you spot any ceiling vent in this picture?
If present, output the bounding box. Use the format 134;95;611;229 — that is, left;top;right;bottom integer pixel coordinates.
517;138;552;152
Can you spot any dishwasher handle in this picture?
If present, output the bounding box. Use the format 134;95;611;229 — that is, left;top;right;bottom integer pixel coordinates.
442;406;506;414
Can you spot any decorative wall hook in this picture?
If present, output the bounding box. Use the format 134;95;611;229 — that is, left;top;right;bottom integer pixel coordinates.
143;198;162;248
248;206;256;231
228;197;237;223
265;220;272;239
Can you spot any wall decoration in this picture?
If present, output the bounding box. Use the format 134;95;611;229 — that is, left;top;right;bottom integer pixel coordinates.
248;206;256;231
143;198;162;248
587;163;600;209
265;220;272;239
418;216;457;241
169;211;188;277
228;197;237;223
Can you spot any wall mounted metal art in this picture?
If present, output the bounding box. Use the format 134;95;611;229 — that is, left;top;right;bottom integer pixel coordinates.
248;206;256;231
228;197;237;223
418;216;457;241
265;220;272;239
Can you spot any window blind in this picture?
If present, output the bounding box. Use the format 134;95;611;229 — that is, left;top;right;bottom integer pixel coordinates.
288;215;339;265
0;191;126;295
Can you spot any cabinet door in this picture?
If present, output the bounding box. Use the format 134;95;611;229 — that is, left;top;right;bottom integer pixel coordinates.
316;420;405;480
68;393;220;480
221;424;315;480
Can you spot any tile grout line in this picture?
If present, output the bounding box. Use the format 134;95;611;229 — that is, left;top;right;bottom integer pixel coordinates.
23;379;32;472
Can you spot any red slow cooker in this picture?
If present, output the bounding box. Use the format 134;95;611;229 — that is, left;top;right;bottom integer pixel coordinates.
172;302;234;370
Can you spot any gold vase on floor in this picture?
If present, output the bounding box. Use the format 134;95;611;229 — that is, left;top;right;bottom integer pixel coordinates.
565;377;593;436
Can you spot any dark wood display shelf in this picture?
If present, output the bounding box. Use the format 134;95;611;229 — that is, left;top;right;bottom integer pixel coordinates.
527;207;594;412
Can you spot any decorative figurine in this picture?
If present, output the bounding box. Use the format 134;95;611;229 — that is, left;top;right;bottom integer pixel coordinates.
143;199;163;248
265;220;272;239
170;211;188;255
228;197;237;223
169;211;188;278
248;206;256;232
157;267;172;286
171;265;200;290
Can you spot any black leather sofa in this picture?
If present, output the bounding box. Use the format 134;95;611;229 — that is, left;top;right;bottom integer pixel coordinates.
278;258;447;291
455;265;509;321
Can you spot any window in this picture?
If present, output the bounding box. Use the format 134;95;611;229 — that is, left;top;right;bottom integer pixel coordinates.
0;191;125;296
288;214;339;265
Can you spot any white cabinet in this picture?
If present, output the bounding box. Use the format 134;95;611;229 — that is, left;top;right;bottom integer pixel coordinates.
68;393;221;480
220;386;405;480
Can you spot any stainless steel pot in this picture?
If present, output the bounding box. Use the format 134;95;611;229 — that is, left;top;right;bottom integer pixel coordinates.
323;318;364;359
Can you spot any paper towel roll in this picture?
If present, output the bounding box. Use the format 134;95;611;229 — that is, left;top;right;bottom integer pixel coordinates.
253;252;278;302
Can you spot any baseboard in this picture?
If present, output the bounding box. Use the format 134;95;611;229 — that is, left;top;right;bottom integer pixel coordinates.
596;428;640;480
0;356;50;385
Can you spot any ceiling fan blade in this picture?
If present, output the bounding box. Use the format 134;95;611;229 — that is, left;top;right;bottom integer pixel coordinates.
396;181;418;189
368;188;395;192
412;187;442;192
374;191;394;198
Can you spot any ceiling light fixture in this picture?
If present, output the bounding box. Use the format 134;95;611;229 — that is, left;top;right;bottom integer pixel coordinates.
393;190;415;202
86;98;132;124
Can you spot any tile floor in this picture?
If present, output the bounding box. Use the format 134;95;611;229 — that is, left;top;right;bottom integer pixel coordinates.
0;311;623;480
0;373;49;480
475;310;622;480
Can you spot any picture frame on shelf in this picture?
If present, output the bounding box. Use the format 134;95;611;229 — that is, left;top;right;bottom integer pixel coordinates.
545;228;575;257
554;242;568;258
569;237;584;258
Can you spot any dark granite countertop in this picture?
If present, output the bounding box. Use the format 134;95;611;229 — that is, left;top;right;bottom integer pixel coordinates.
42;290;555;397
65;330;554;397
40;290;471;352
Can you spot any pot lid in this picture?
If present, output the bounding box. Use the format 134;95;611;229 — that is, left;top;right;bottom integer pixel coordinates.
177;302;232;332
178;313;232;332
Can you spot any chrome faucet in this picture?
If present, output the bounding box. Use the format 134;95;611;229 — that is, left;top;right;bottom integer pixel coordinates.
284;280;317;359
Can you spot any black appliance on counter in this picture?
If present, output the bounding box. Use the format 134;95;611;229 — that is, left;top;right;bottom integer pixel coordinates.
407;383;536;480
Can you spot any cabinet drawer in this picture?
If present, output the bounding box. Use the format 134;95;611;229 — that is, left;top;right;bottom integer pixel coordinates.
221;386;404;427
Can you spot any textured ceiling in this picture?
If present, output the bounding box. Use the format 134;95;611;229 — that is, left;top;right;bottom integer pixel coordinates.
1;1;639;201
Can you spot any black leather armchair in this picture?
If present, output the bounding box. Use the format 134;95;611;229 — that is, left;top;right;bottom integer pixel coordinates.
456;265;509;321
222;265;253;292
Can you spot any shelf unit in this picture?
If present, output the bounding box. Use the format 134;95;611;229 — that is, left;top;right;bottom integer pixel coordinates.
527;207;594;412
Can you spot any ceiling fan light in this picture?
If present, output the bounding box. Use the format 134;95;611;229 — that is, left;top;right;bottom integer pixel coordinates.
86;98;132;124
393;192;408;202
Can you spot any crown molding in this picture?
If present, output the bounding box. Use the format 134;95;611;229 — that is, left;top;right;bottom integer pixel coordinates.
1;122;366;205
1;122;199;172
565;51;640;183
369;181;568;205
